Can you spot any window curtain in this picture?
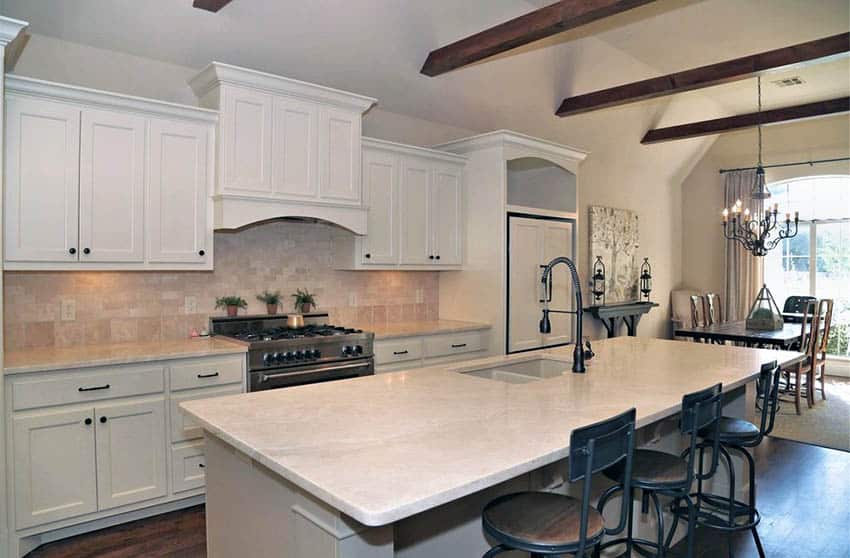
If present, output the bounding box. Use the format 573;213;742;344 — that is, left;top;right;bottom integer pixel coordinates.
723;169;764;321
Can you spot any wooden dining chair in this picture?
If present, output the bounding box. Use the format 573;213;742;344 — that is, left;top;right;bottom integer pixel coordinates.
786;302;820;415
810;299;834;406
705;293;722;325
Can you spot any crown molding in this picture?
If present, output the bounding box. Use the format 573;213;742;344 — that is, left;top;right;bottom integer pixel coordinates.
5;75;219;124
189;62;377;113
434;130;589;164
0;16;27;46
362;137;466;164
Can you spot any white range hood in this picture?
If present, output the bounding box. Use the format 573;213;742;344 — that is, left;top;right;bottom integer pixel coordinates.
189;62;377;234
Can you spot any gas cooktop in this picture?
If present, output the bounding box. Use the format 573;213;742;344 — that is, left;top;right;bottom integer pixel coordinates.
232;324;364;343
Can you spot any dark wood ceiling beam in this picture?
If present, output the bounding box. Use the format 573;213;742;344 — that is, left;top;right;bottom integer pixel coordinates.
640;97;850;144
557;32;850;117
420;0;657;77
193;0;232;13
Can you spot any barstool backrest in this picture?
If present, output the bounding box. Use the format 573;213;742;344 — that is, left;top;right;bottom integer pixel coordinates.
568;408;636;555
680;383;723;484
757;361;782;439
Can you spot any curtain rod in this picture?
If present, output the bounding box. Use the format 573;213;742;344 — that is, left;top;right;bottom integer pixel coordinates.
718;157;850;174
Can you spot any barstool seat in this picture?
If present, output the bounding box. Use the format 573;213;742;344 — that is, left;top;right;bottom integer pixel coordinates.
699;417;760;444
483;492;604;552
605;449;689;487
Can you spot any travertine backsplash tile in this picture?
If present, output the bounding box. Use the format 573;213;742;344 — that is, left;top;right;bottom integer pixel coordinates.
4;221;439;350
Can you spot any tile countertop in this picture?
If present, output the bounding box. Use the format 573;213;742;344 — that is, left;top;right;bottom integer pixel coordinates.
355;319;491;340
4;337;248;374
180;337;804;528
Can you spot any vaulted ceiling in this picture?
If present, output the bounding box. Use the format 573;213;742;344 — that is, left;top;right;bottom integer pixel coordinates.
2;0;848;143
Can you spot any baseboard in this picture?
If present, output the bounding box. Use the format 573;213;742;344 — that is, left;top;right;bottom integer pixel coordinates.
826;357;850;378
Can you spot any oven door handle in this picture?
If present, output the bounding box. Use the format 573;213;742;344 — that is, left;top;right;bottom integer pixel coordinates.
260;361;370;383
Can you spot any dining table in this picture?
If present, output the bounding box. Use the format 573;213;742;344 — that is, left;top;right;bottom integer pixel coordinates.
674;320;809;349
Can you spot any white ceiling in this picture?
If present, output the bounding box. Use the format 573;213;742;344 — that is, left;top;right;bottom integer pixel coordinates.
1;0;848;138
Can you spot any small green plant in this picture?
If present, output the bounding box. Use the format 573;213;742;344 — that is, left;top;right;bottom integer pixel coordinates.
256;290;282;305
291;288;317;311
215;296;247;316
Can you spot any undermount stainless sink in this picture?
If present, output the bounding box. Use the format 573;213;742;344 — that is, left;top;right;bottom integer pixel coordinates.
454;357;572;384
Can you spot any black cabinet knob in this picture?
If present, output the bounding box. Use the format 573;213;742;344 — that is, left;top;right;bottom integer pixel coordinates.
364;253;371;259
429;255;435;260
436;255;441;260
198;250;205;256
100;416;107;424
83;248;91;255
69;248;77;255
84;418;92;425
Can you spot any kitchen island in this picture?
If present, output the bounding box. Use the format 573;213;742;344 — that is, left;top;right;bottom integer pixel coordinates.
181;337;802;557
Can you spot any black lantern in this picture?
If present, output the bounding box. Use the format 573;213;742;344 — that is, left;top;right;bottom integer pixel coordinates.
591;256;605;304
639;258;652;301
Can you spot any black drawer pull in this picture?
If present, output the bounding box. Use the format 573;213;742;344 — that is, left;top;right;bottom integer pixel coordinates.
198;463;205;469
69;248;77;255
100;416;107;424
84;418;92;425
198;249;205;256
197;372;220;379
78;384;110;392
451;343;467;348
83;247;91;254
393;350;409;355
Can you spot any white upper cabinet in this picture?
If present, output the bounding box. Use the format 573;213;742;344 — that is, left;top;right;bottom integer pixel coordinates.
79;109;146;263
148;119;212;264
318;106;361;204
341;138;465;270
273;97;318;198
361;148;398;264
3;76;217;270
221;87;273;193
189;62;376;233
5;96;80;263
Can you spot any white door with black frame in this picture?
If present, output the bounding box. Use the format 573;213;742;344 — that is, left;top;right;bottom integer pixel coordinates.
507;215;575;353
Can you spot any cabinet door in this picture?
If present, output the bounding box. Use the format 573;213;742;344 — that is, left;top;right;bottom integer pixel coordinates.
13;408;97;528
431;165;463;266
273;97;318;199
361;149;398;264
399;158;432;265
95;398;167;510
79;109;146;262
507;217;546;353
221;87;273;193
4;96;80;263
148;119;211;264
541;220;575;347
318;107;361;204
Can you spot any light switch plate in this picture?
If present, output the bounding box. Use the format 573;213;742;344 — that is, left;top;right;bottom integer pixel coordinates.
60;299;76;321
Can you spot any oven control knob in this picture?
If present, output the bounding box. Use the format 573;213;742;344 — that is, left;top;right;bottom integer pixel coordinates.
283;351;294;361
341;345;352;356
263;353;274;366
311;349;322;359
272;352;283;363
295;350;305;360
354;345;363;355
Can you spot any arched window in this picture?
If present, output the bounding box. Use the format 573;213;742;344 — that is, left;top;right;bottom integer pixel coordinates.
763;175;850;357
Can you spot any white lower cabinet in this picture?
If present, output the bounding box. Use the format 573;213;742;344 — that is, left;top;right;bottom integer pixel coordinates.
374;329;489;372
6;353;245;539
94;398;167;510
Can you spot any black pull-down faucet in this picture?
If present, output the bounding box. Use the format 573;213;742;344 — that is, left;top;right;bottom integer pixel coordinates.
539;256;585;373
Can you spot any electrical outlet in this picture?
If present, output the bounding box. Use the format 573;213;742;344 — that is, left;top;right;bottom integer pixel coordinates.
184;296;198;315
415;288;424;304
348;293;358;306
60;299;76;321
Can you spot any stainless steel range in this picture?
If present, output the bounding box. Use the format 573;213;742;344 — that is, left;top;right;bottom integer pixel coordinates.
210;313;374;391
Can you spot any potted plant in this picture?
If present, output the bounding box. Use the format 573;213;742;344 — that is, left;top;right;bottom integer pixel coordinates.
257;290;282;315
291;288;317;314
215;296;247;317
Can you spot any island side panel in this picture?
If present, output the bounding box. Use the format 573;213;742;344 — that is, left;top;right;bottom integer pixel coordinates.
203;434;393;558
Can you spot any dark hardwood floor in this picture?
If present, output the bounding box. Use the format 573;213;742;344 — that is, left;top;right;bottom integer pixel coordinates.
26;437;850;558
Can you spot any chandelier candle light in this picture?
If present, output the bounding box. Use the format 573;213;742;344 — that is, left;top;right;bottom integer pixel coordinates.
721;76;799;257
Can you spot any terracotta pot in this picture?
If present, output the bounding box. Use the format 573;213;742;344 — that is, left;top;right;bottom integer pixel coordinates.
301;303;313;314
226;305;239;317
267;303;278;315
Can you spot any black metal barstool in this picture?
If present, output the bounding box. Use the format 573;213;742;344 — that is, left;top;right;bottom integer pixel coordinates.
597;383;724;558
673;361;781;558
480;408;636;557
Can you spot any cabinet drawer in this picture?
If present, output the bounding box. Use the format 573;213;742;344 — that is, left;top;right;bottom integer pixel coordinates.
172;441;206;494
374;338;423;365
170;385;243;443
11;366;165;411
423;331;484;358
169;356;244;392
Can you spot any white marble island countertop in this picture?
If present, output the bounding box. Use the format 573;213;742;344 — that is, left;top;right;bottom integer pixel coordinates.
181;337;802;527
